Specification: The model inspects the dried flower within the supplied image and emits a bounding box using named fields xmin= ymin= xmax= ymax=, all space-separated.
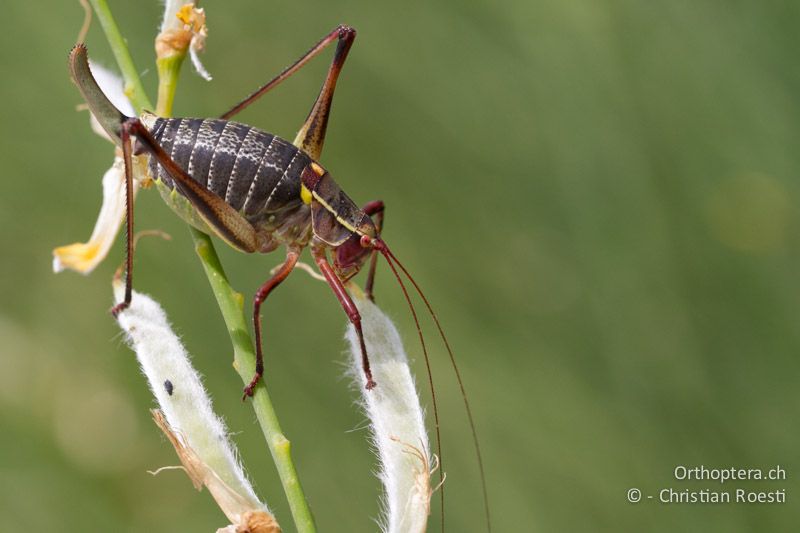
xmin=158 ymin=1 xmax=211 ymax=80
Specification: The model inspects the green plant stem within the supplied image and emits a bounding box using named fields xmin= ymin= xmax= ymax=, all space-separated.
xmin=191 ymin=229 xmax=316 ymax=533
xmin=87 ymin=0 xmax=152 ymax=112
xmin=88 ymin=2 xmax=316 ymax=531
xmin=155 ymin=54 xmax=185 ymax=116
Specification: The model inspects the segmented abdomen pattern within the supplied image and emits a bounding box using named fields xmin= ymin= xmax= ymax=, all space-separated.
xmin=148 ymin=118 xmax=312 ymax=219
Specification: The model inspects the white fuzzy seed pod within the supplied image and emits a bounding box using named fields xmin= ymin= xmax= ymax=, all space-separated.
xmin=346 ymin=295 xmax=433 ymax=533
xmin=113 ymin=283 xmax=275 ymax=529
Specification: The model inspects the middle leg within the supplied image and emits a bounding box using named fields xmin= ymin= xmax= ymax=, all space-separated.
xmin=244 ymin=249 xmax=300 ymax=398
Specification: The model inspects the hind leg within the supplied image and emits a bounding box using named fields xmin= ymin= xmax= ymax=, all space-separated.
xmin=221 ymin=25 xmax=356 ymax=162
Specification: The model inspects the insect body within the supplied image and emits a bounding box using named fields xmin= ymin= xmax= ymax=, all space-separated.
xmin=144 ymin=116 xmax=374 ymax=259
xmin=147 ymin=116 xmax=317 ymax=252
xmin=70 ymin=27 xmax=383 ymax=396
xmin=141 ymin=115 xmax=380 ymax=396
xmin=68 ymin=26 xmax=490 ymax=529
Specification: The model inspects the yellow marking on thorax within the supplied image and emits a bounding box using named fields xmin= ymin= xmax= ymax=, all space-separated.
xmin=300 ymin=184 xmax=312 ymax=204
xmin=304 ymin=162 xmax=362 ymax=234
xmin=311 ymin=191 xmax=359 ymax=233
xmin=310 ymin=162 xmax=325 ymax=175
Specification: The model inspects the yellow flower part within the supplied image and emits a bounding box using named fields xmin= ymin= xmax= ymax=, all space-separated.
xmin=52 ymin=156 xmax=141 ymax=274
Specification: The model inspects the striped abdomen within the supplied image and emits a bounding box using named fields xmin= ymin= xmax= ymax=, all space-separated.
xmin=147 ymin=118 xmax=312 ymax=221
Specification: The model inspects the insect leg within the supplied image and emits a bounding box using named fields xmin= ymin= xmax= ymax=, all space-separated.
xmin=312 ymin=246 xmax=376 ymax=389
xmin=109 ymin=119 xmax=137 ymax=316
xmin=362 ymin=200 xmax=385 ymax=302
xmin=123 ymin=118 xmax=259 ymax=253
xmin=293 ymin=26 xmax=356 ymax=160
xmin=221 ymin=25 xmax=356 ymax=133
xmin=244 ymin=249 xmax=300 ymax=399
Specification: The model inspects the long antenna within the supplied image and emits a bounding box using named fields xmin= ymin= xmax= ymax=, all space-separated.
xmin=379 ymin=242 xmax=491 ymax=532
xmin=376 ymin=246 xmax=446 ymax=531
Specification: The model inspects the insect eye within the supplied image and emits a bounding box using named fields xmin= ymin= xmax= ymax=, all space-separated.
xmin=360 ymin=235 xmax=372 ymax=248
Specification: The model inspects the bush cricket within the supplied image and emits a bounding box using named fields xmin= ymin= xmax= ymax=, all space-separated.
xmin=68 ymin=26 xmax=489 ymax=529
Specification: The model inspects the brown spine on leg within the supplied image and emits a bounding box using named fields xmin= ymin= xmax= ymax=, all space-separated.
xmin=110 ymin=119 xmax=137 ymax=317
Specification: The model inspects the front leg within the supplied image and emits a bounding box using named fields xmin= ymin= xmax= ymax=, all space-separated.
xmin=361 ymin=200 xmax=385 ymax=302
xmin=312 ymin=245 xmax=376 ymax=389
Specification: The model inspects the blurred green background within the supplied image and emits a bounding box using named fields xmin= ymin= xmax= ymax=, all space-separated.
xmin=2 ymin=1 xmax=799 ymax=531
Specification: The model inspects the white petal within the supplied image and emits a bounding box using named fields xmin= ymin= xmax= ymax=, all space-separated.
xmin=190 ymin=42 xmax=213 ymax=81
xmin=53 ymin=157 xmax=137 ymax=274
xmin=87 ymin=61 xmax=135 ymax=117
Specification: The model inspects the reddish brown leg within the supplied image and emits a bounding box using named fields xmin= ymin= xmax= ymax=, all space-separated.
xmin=362 ymin=200 xmax=385 ymax=302
xmin=244 ymin=250 xmax=300 ymax=399
xmin=312 ymin=246 xmax=376 ymax=389
xmin=294 ymin=26 xmax=355 ymax=160
xmin=110 ymin=120 xmax=136 ymax=317
xmin=221 ymin=25 xmax=356 ymax=161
